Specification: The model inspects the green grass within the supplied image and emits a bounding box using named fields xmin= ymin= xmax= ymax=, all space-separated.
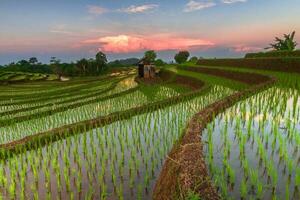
xmin=165 ymin=66 xmax=247 ymax=90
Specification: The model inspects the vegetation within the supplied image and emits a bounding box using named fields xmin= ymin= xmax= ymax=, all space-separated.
xmin=245 ymin=49 xmax=300 ymax=58
xmin=0 ymin=44 xmax=299 ymax=199
xmin=144 ymin=50 xmax=157 ymax=62
xmin=197 ymin=57 xmax=300 ymax=73
xmin=107 ymin=58 xmax=140 ymax=68
xmin=0 ymin=51 xmax=109 ymax=78
xmin=175 ymin=51 xmax=190 ymax=64
xmin=203 ymin=77 xmax=300 ymax=199
xmin=266 ymin=31 xmax=297 ymax=51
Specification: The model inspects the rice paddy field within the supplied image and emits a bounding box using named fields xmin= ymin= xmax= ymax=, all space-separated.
xmin=0 ymin=72 xmax=58 ymax=84
xmin=0 ymin=66 xmax=299 ymax=200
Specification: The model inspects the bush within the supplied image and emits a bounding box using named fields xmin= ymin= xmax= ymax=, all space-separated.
xmin=245 ymin=50 xmax=300 ymax=58
xmin=197 ymin=58 xmax=300 ymax=73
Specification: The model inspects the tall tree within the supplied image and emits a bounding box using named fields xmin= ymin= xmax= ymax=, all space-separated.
xmin=29 ymin=57 xmax=38 ymax=65
xmin=174 ymin=51 xmax=190 ymax=64
xmin=266 ymin=31 xmax=297 ymax=51
xmin=76 ymin=58 xmax=89 ymax=75
xmin=50 ymin=57 xmax=62 ymax=78
xmin=144 ymin=50 xmax=157 ymax=62
xmin=95 ymin=51 xmax=107 ymax=73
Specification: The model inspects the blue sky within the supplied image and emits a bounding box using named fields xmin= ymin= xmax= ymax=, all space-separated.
xmin=0 ymin=0 xmax=299 ymax=64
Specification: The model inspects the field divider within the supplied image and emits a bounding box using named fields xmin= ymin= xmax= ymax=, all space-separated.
xmin=0 ymin=83 xmax=212 ymax=159
xmin=153 ymin=75 xmax=276 ymax=200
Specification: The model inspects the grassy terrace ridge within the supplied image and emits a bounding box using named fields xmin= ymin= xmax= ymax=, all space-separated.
xmin=191 ymin=64 xmax=300 ymax=89
xmin=0 ymin=75 xmax=210 ymax=158
xmin=165 ymin=65 xmax=247 ymax=90
xmin=0 ymin=76 xmax=114 ymax=99
xmin=0 ymin=76 xmax=126 ymax=110
xmin=0 ymin=79 xmax=120 ymax=116
xmin=0 ymin=71 xmax=57 ymax=83
xmin=0 ymin=84 xmax=139 ymax=127
xmin=177 ymin=65 xmax=271 ymax=85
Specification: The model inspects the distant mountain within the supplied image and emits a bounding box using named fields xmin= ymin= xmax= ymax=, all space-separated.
xmin=108 ymin=58 xmax=140 ymax=67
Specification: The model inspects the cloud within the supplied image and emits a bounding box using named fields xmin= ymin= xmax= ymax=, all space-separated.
xmin=49 ymin=24 xmax=78 ymax=36
xmin=87 ymin=5 xmax=107 ymax=15
xmin=184 ymin=0 xmax=216 ymax=12
xmin=231 ymin=45 xmax=261 ymax=52
xmin=221 ymin=0 xmax=247 ymax=4
xmin=119 ymin=4 xmax=158 ymax=14
xmin=81 ymin=34 xmax=214 ymax=53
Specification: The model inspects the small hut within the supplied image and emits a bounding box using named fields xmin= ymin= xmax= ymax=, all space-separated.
xmin=138 ymin=59 xmax=156 ymax=79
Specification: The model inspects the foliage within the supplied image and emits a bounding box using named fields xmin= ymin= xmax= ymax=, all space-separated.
xmin=1 ymin=51 xmax=109 ymax=77
xmin=245 ymin=50 xmax=300 ymax=58
xmin=266 ymin=31 xmax=297 ymax=51
xmin=107 ymin=58 xmax=139 ymax=67
xmin=186 ymin=191 xmax=201 ymax=200
xmin=197 ymin=58 xmax=300 ymax=73
xmin=154 ymin=59 xmax=166 ymax=66
xmin=28 ymin=57 xmax=38 ymax=65
xmin=95 ymin=51 xmax=108 ymax=72
xmin=144 ymin=50 xmax=157 ymax=62
xmin=188 ymin=56 xmax=198 ymax=64
xmin=175 ymin=51 xmax=190 ymax=64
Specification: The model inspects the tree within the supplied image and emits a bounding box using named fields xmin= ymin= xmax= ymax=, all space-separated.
xmin=17 ymin=60 xmax=30 ymax=66
xmin=266 ymin=31 xmax=297 ymax=51
xmin=50 ymin=57 xmax=62 ymax=78
xmin=95 ymin=51 xmax=107 ymax=73
xmin=188 ymin=56 xmax=198 ymax=64
xmin=154 ymin=59 xmax=165 ymax=66
xmin=144 ymin=50 xmax=157 ymax=62
xmin=174 ymin=51 xmax=190 ymax=64
xmin=76 ymin=58 xmax=89 ymax=75
xmin=29 ymin=57 xmax=38 ymax=65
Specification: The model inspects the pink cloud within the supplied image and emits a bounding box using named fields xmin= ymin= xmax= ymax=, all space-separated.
xmin=82 ymin=34 xmax=214 ymax=53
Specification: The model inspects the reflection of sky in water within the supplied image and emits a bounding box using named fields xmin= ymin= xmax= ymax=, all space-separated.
xmin=203 ymin=87 xmax=300 ymax=199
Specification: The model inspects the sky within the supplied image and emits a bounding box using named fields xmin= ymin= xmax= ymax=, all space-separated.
xmin=0 ymin=0 xmax=299 ymax=64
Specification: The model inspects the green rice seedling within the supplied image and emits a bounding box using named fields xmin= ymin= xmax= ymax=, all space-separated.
xmin=240 ymin=178 xmax=247 ymax=200
xmin=257 ymin=181 xmax=263 ymax=199
xmin=249 ymin=169 xmax=259 ymax=189
xmin=295 ymin=168 xmax=300 ymax=190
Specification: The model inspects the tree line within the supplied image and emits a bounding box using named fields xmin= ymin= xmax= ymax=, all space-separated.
xmin=0 ymin=50 xmax=200 ymax=77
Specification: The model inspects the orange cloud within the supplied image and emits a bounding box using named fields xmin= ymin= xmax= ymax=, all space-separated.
xmin=82 ymin=34 xmax=214 ymax=53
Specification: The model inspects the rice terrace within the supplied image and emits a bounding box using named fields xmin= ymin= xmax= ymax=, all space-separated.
xmin=0 ymin=1 xmax=300 ymax=200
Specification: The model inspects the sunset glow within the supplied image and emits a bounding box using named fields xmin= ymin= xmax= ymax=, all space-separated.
xmin=0 ymin=0 xmax=299 ymax=64
xmin=82 ymin=34 xmax=214 ymax=53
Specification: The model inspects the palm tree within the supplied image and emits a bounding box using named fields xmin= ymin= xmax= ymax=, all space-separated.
xmin=266 ymin=31 xmax=297 ymax=51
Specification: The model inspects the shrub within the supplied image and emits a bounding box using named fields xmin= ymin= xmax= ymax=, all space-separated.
xmin=245 ymin=50 xmax=300 ymax=58
xmin=197 ymin=58 xmax=300 ymax=73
